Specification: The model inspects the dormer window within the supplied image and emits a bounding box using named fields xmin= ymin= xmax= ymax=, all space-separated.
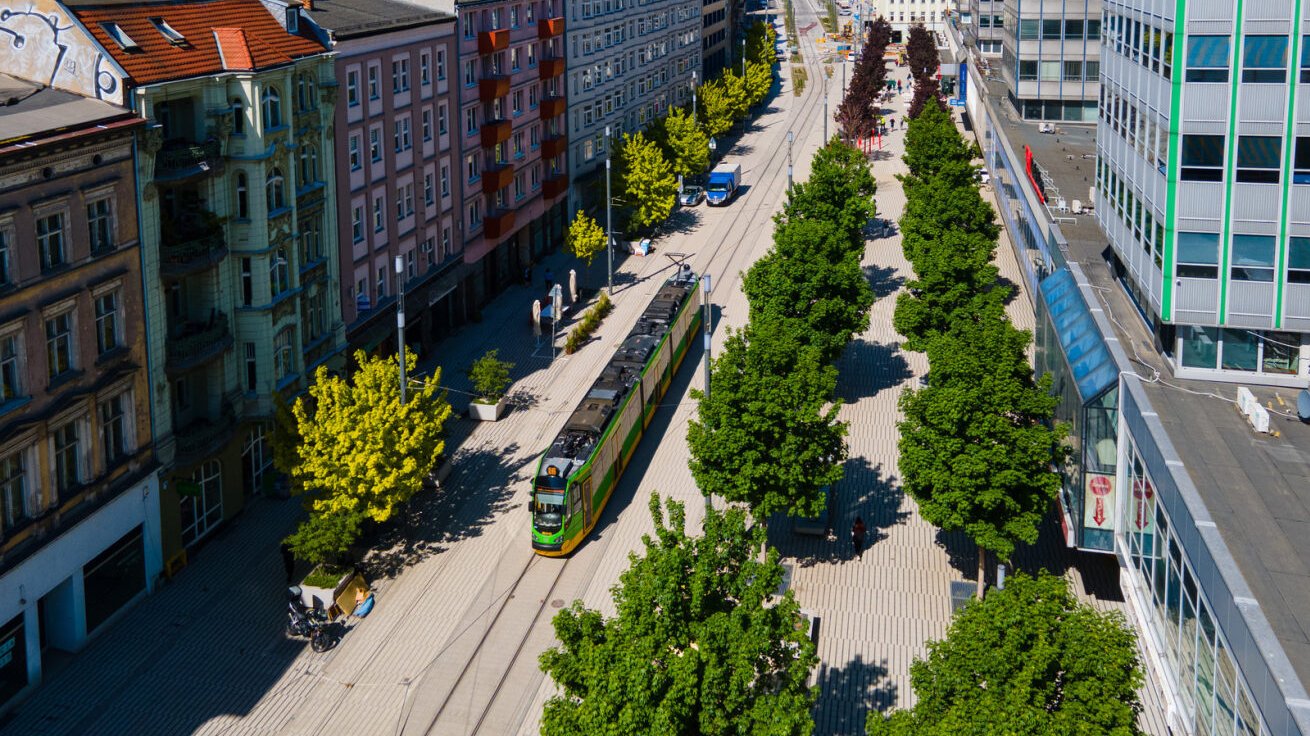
xmin=100 ymin=22 xmax=141 ymax=51
xmin=286 ymin=6 xmax=300 ymax=33
xmin=149 ymin=17 xmax=186 ymax=45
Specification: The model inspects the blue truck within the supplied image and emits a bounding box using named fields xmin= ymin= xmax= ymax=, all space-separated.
xmin=705 ymin=163 xmax=741 ymax=206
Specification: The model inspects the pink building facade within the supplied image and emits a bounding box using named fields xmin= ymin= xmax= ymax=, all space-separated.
xmin=456 ymin=0 xmax=569 ymax=305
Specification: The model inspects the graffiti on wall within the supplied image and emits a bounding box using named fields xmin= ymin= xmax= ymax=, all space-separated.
xmin=0 ymin=1 xmax=126 ymax=106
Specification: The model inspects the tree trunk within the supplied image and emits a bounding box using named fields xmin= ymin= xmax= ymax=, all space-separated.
xmin=976 ymin=544 xmax=986 ymax=599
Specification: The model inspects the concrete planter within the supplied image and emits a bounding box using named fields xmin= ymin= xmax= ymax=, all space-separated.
xmin=469 ymin=397 xmax=507 ymax=421
xmin=299 ymin=566 xmax=355 ymax=611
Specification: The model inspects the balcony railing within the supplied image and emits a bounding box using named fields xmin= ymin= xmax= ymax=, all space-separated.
xmin=541 ymin=134 xmax=568 ymax=160
xmin=538 ymin=56 xmax=565 ymax=79
xmin=161 ymin=228 xmax=228 ymax=280
xmin=482 ymin=162 xmax=515 ymax=194
xmin=479 ymin=75 xmax=511 ymax=102
xmin=543 ymin=173 xmax=569 ymax=200
xmin=478 ymin=29 xmax=509 ymax=55
xmin=540 ymin=95 xmax=566 ymax=118
xmin=166 ymin=312 xmax=233 ymax=375
xmin=538 ymin=17 xmax=564 ymax=38
xmin=155 ymin=139 xmax=223 ymax=180
xmin=484 ymin=209 xmax=516 ymax=239
xmin=173 ymin=402 xmax=237 ymax=466
xmin=480 ymin=118 xmax=512 ymax=148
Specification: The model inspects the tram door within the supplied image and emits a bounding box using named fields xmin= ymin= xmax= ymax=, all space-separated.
xmin=580 ymin=478 xmax=593 ymax=528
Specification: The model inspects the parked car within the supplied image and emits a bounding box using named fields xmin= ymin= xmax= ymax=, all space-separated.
xmin=678 ymin=186 xmax=706 ymax=207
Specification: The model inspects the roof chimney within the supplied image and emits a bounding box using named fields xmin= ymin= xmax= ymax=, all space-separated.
xmin=300 ymin=0 xmax=313 ymax=10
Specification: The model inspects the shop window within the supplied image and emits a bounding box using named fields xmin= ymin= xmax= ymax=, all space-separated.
xmin=180 ymin=460 xmax=223 ymax=547
xmin=83 ymin=526 xmax=145 ymax=633
xmin=1181 ymin=325 xmax=1219 ymax=369
xmin=1241 ymin=35 xmax=1287 ymax=83
xmin=1261 ymin=332 xmax=1300 ymax=375
xmin=1230 ymin=234 xmax=1274 ymax=282
xmin=1220 ymin=329 xmax=1260 ymax=371
xmin=0 ymin=614 xmax=27 ymax=706
xmin=1186 ymin=35 xmax=1230 ymax=82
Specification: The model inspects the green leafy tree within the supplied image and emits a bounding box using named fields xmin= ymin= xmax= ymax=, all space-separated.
xmin=283 ymin=350 xmax=452 ymax=563
xmin=902 ymin=103 xmax=974 ymax=182
xmin=722 ymin=70 xmax=750 ymax=121
xmin=687 ymin=317 xmax=847 ymax=521
xmin=699 ymin=77 xmax=736 ymax=138
xmin=566 ymin=210 xmax=608 ymax=266
xmin=662 ymin=107 xmax=710 ymax=178
xmin=619 ymin=131 xmax=679 ymax=233
xmin=745 ymin=20 xmax=778 ymax=68
xmin=540 ymin=495 xmax=819 ymax=736
xmin=745 ymin=61 xmax=773 ymax=108
xmin=897 ymin=318 xmax=1065 ymax=597
xmin=744 ymin=217 xmax=874 ymax=363
xmin=892 ymin=229 xmax=1008 ymax=352
xmin=908 ymin=75 xmax=947 ymax=119
xmin=781 ymin=139 xmax=877 ymax=251
xmin=867 ymin=572 xmax=1145 ymax=736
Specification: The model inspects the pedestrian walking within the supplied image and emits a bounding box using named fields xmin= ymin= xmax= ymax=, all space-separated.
xmin=280 ymin=542 xmax=296 ymax=583
xmin=851 ymin=516 xmax=867 ymax=559
xmin=888 ymin=116 xmax=895 ymax=130
xmin=544 ymin=267 xmax=554 ymax=290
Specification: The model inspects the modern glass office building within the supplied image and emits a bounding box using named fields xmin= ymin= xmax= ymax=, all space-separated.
xmin=1096 ymin=0 xmax=1310 ymax=385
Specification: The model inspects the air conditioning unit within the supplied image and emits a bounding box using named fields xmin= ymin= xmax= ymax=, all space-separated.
xmin=1237 ymin=387 xmax=1270 ymax=434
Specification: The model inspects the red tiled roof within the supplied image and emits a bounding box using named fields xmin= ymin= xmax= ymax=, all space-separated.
xmin=71 ymin=0 xmax=327 ymax=86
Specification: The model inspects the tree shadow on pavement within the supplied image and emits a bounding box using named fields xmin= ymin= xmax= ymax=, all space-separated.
xmin=863 ymin=264 xmax=904 ymax=298
xmin=840 ymin=459 xmax=909 ymax=548
xmin=660 ymin=207 xmax=701 ymax=236
xmin=838 ymin=339 xmax=911 ymax=402
xmin=811 ymin=653 xmax=898 ymax=736
xmin=359 ymin=443 xmax=526 ymax=581
xmin=934 ymin=527 xmax=981 ymax=585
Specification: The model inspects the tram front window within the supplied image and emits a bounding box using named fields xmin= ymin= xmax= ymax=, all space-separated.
xmin=534 ymin=491 xmax=566 ymax=532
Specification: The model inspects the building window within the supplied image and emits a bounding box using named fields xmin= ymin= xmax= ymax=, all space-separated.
xmin=37 ymin=212 xmax=66 ymax=270
xmin=232 ymin=98 xmax=245 ymax=135
xmin=1180 ymin=135 xmax=1224 ymax=182
xmin=296 ymin=74 xmax=316 ymax=112
xmin=0 ymin=449 xmax=27 ymax=532
xmin=266 ymin=168 xmax=286 ymax=212
xmin=0 ymin=227 xmax=11 ymax=285
xmin=438 ymin=103 xmax=449 ymax=134
xmin=368 ymin=64 xmax=380 ymax=99
xmin=465 ymin=107 xmax=478 ymax=135
xmin=347 ymin=69 xmax=360 ymax=106
xmin=394 ymin=116 xmax=412 ymax=151
xmin=1242 ymin=35 xmax=1288 ymax=83
xmin=392 ymin=57 xmax=410 ymax=93
xmin=299 ymin=144 xmax=319 ymax=184
xmin=1236 ymin=136 xmax=1280 ymax=184
xmin=180 ymin=460 xmax=222 ymax=547
xmin=424 ymin=172 xmax=434 ymax=205
xmin=370 ymin=126 xmax=382 ymax=162
xmin=87 ymin=198 xmax=114 ymax=252
xmin=464 ymin=60 xmax=477 ymax=87
xmin=274 ymin=327 xmax=295 ymax=381
xmin=0 ymin=334 xmax=20 ymax=401
xmin=236 ymin=173 xmax=249 ymax=219
xmin=422 ymin=108 xmax=432 ymax=141
xmin=420 ymin=51 xmax=431 ymax=85
xmin=1301 ymin=37 xmax=1310 ymax=83
xmin=437 ymin=48 xmax=447 ymax=79
xmin=95 ymin=291 xmax=121 ymax=354
xmin=100 ymin=392 xmax=130 ymax=465
xmin=261 ymin=85 xmax=282 ymax=128
xmin=241 ymin=257 xmax=254 ymax=306
xmin=307 ymin=290 xmax=326 ymax=340
xmin=1231 ymin=234 xmax=1275 ymax=282
xmin=245 ymin=342 xmax=257 ymax=392
xmin=52 ymin=420 xmax=80 ymax=494
xmin=1186 ymin=35 xmax=1230 ymax=83
xmin=349 ymin=134 xmax=361 ymax=170
xmin=373 ymin=196 xmax=385 ymax=231
xmin=1287 ymin=237 xmax=1310 ymax=283
xmin=45 ymin=311 xmax=74 ymax=378
xmin=270 ymin=248 xmax=291 ymax=299
xmin=466 ymin=153 xmax=480 ymax=182
xmin=440 ymin=162 xmax=451 ymax=197
xmin=1176 ymin=232 xmax=1219 ymax=279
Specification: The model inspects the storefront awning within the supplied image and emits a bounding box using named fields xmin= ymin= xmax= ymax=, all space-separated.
xmin=1041 ymin=268 xmax=1117 ymax=400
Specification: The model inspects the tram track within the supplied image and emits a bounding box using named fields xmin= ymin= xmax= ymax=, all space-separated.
xmin=396 ymin=5 xmax=837 ymax=732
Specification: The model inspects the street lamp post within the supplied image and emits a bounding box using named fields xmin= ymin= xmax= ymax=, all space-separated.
xmin=824 ymin=79 xmax=829 ymax=142
xmin=691 ymin=70 xmax=698 ymax=119
xmin=394 ymin=255 xmax=407 ymax=405
xmin=708 ymin=136 xmax=717 ymax=165
xmin=605 ymin=125 xmax=613 ymax=296
xmin=700 ymin=272 xmax=712 ymax=511
xmin=786 ymin=130 xmax=794 ymax=188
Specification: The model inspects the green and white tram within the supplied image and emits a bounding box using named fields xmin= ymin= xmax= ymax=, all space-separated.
xmin=532 ymin=267 xmax=702 ymax=555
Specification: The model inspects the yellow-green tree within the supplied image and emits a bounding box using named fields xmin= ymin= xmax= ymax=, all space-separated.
xmin=566 ymin=210 xmax=607 ymax=266
xmin=284 ymin=350 xmax=452 ymax=563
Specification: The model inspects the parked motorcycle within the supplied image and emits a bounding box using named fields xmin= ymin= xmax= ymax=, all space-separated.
xmin=286 ymin=586 xmax=338 ymax=653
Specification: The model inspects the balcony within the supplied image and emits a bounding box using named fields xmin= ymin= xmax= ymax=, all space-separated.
xmin=538 ymin=17 xmax=564 ymax=38
xmin=479 ymin=75 xmax=511 ymax=102
xmin=540 ymin=95 xmax=566 ymax=119
xmin=159 ymin=226 xmax=226 ymax=280
xmin=484 ymin=209 xmax=517 ymax=239
xmin=173 ymin=402 xmax=237 ymax=467
xmin=482 ymin=162 xmax=515 ymax=194
xmin=155 ymin=138 xmax=223 ymax=181
xmin=478 ymin=29 xmax=509 ymax=55
xmin=541 ymin=134 xmax=568 ymax=160
xmin=543 ymin=173 xmax=569 ymax=200
xmin=166 ymin=313 xmax=233 ymax=375
xmin=480 ymin=118 xmax=512 ymax=148
xmin=538 ymin=56 xmax=565 ymax=79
